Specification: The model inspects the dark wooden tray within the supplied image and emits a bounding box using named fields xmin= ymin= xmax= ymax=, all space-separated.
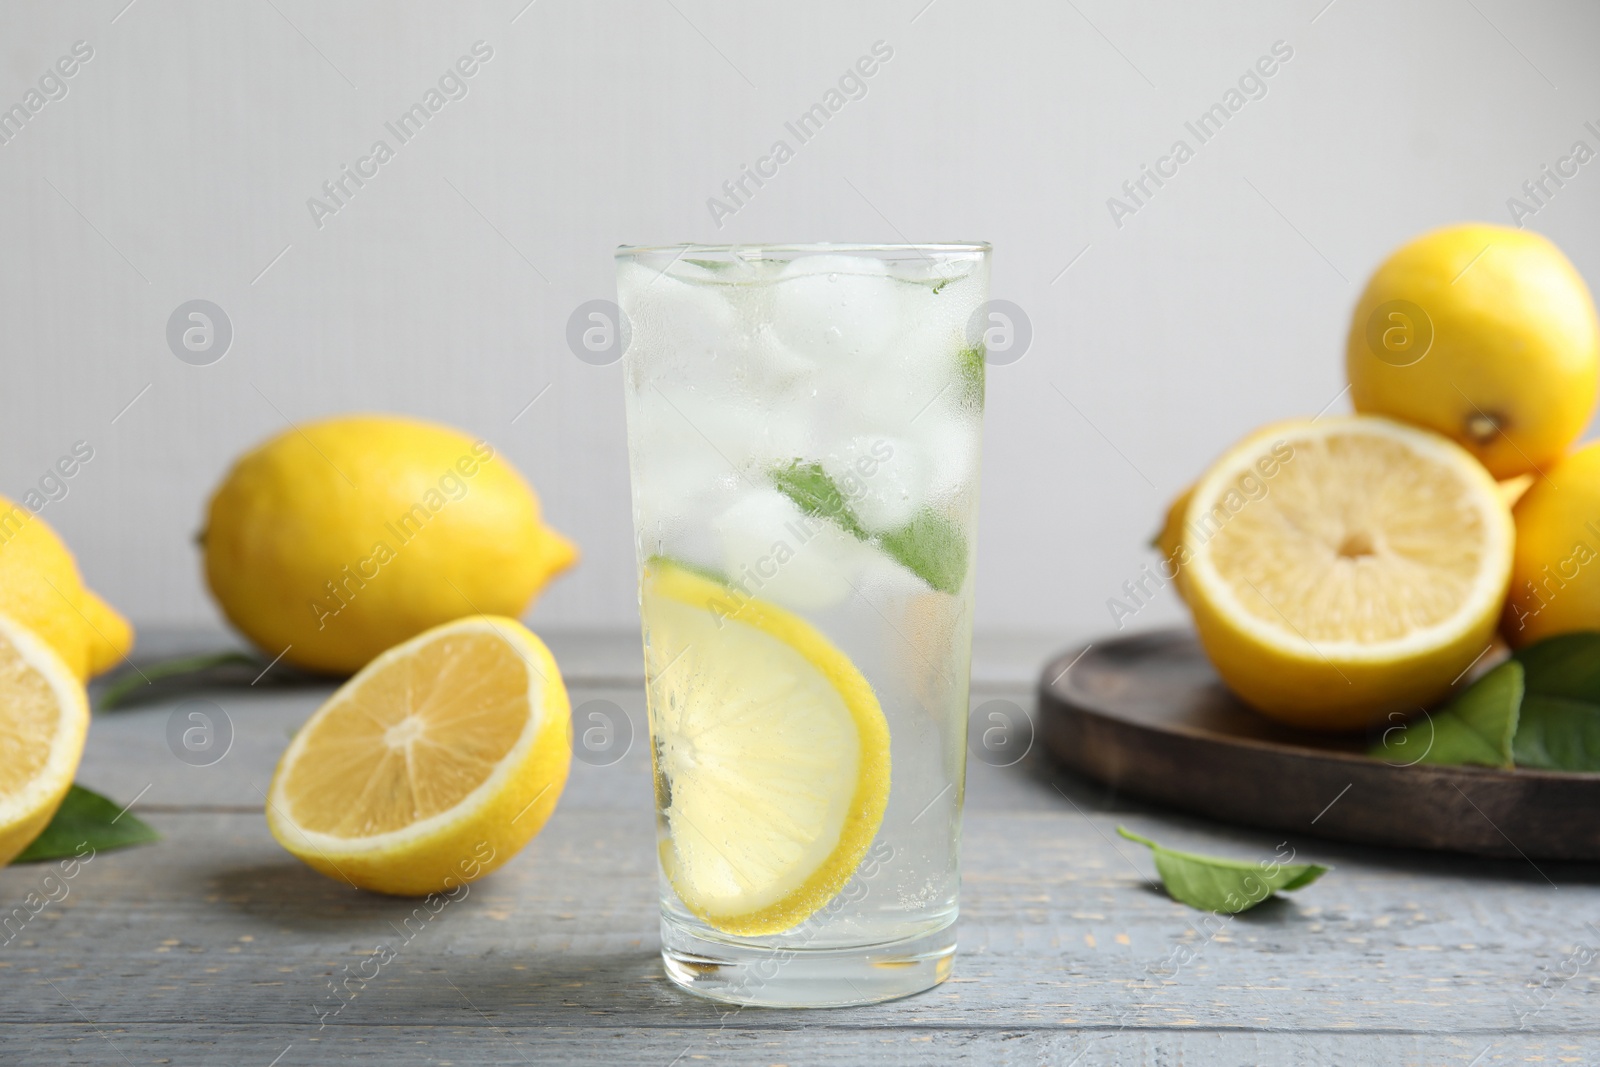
xmin=1036 ymin=628 xmax=1600 ymax=861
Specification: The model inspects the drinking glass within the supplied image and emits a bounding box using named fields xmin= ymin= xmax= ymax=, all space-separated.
xmin=617 ymin=242 xmax=988 ymax=1007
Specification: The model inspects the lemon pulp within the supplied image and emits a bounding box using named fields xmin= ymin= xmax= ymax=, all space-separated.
xmin=1205 ymin=428 xmax=1497 ymax=645
xmin=1181 ymin=417 xmax=1512 ymax=730
xmin=0 ymin=613 xmax=89 ymax=867
xmin=266 ymin=615 xmax=570 ymax=895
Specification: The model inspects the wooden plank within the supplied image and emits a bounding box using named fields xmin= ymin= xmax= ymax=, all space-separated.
xmin=1 ymin=633 xmax=1595 ymax=1064
xmin=2 ymin=808 xmax=1597 ymax=1032
xmin=7 ymin=1024 xmax=1598 ymax=1067
xmin=1037 ymin=630 xmax=1600 ymax=859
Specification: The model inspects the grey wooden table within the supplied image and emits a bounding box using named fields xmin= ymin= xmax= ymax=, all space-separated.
xmin=4 ymin=628 xmax=1598 ymax=1066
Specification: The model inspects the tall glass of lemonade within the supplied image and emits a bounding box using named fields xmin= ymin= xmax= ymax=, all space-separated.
xmin=617 ymin=243 xmax=989 ymax=1007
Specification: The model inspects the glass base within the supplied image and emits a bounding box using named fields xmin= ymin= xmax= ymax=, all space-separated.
xmin=660 ymin=917 xmax=956 ymax=1008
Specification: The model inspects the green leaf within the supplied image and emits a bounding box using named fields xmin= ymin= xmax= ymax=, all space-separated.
xmin=1362 ymin=634 xmax=1600 ymax=773
xmin=14 ymin=785 xmax=159 ymax=863
xmin=1503 ymin=632 xmax=1600 ymax=771
xmin=957 ymin=345 xmax=985 ymax=414
xmin=1368 ymin=659 xmax=1522 ymax=769
xmin=769 ymin=462 xmax=968 ymax=593
xmin=1116 ymin=827 xmax=1328 ymax=914
xmin=97 ymin=651 xmax=266 ymax=711
xmin=1513 ymin=631 xmax=1600 ymax=701
xmin=770 ymin=461 xmax=868 ymax=539
xmin=1512 ymin=694 xmax=1600 ymax=771
xmin=877 ymin=509 xmax=968 ymax=595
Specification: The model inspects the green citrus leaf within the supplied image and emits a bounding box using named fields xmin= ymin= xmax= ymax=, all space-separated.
xmin=1116 ymin=827 xmax=1327 ymax=914
xmin=15 ymin=785 xmax=159 ymax=863
xmin=1512 ymin=631 xmax=1600 ymax=702
xmin=1512 ymin=694 xmax=1600 ymax=771
xmin=1501 ymin=632 xmax=1600 ymax=771
xmin=96 ymin=651 xmax=267 ymax=711
xmin=1369 ymin=659 xmax=1521 ymax=769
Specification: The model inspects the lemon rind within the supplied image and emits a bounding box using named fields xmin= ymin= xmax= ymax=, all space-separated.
xmin=1183 ymin=415 xmax=1513 ymax=664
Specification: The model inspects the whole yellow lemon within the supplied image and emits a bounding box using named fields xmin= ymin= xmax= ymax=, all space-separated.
xmin=1346 ymin=223 xmax=1600 ymax=479
xmin=1152 ymin=484 xmax=1192 ymax=601
xmin=81 ymin=588 xmax=134 ymax=677
xmin=0 ymin=496 xmax=131 ymax=679
xmin=203 ymin=414 xmax=577 ymax=675
xmin=1503 ymin=441 xmax=1600 ymax=647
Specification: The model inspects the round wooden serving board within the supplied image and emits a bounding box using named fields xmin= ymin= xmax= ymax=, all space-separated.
xmin=1036 ymin=628 xmax=1600 ymax=861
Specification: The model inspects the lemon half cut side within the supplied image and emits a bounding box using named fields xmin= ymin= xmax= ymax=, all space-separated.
xmin=0 ymin=612 xmax=89 ymax=867
xmin=642 ymin=561 xmax=891 ymax=937
xmin=1181 ymin=416 xmax=1513 ymax=731
xmin=265 ymin=615 xmax=571 ymax=896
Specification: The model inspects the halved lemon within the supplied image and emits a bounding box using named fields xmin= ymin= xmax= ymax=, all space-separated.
xmin=0 ymin=612 xmax=89 ymax=867
xmin=266 ymin=616 xmax=571 ymax=896
xmin=641 ymin=561 xmax=890 ymax=936
xmin=1180 ymin=416 xmax=1513 ymax=731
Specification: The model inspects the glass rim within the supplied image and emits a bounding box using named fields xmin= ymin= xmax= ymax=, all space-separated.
xmin=615 ymin=241 xmax=990 ymax=259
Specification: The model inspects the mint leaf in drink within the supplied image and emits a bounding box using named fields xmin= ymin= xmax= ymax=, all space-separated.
xmin=957 ymin=345 xmax=985 ymax=414
xmin=1513 ymin=695 xmax=1600 ymax=770
xmin=15 ymin=785 xmax=159 ymax=863
xmin=878 ymin=509 xmax=968 ymax=595
xmin=770 ymin=461 xmax=868 ymax=540
xmin=1369 ymin=659 xmax=1521 ymax=769
xmin=770 ymin=463 xmax=968 ymax=593
xmin=1116 ymin=827 xmax=1327 ymax=914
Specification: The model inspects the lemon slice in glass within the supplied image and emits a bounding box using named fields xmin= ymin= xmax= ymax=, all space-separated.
xmin=641 ymin=561 xmax=891 ymax=936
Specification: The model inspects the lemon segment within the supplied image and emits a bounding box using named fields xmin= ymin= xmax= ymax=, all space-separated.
xmin=642 ymin=561 xmax=890 ymax=937
xmin=265 ymin=615 xmax=571 ymax=896
xmin=1181 ymin=417 xmax=1513 ymax=731
xmin=0 ymin=613 xmax=90 ymax=867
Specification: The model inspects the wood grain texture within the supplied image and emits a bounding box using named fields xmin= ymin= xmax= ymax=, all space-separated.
xmin=16 ymin=1024 xmax=1600 ymax=1067
xmin=0 ymin=633 xmax=1597 ymax=1065
xmin=1037 ymin=629 xmax=1600 ymax=860
xmin=5 ymin=1027 xmax=1597 ymax=1067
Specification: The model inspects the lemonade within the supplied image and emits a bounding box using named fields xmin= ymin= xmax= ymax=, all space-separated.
xmin=616 ymin=243 xmax=989 ymax=1006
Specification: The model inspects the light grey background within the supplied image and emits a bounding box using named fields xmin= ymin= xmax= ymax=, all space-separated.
xmin=1 ymin=0 xmax=1597 ymax=650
